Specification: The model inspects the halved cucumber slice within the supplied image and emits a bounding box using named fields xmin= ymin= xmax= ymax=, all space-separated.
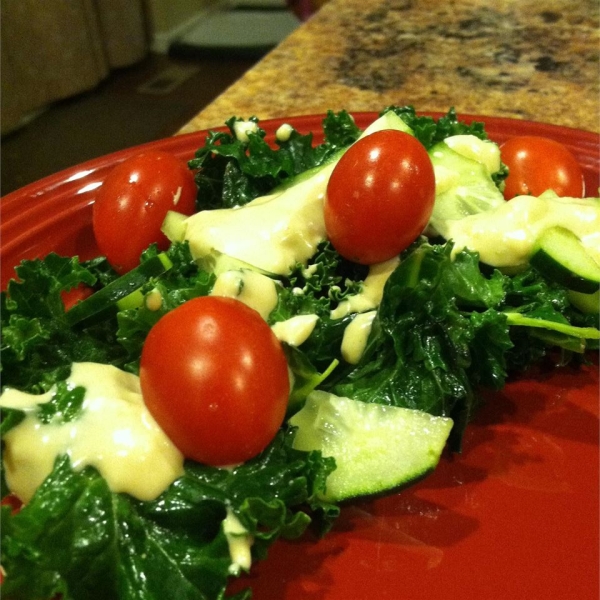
xmin=443 ymin=134 xmax=501 ymax=176
xmin=161 ymin=210 xmax=188 ymax=243
xmin=568 ymin=289 xmax=600 ymax=315
xmin=198 ymin=249 xmax=276 ymax=277
xmin=289 ymin=391 xmax=453 ymax=503
xmin=271 ymin=148 xmax=345 ymax=194
xmin=359 ymin=110 xmax=414 ymax=138
xmin=530 ymin=227 xmax=600 ymax=293
xmin=65 ymin=253 xmax=173 ymax=327
xmin=428 ymin=142 xmax=505 ymax=238
xmin=272 ymin=111 xmax=412 ymax=193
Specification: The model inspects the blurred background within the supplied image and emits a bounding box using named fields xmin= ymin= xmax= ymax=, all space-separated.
xmin=1 ymin=0 xmax=323 ymax=194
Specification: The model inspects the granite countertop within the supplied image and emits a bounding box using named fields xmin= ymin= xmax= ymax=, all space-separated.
xmin=178 ymin=0 xmax=600 ymax=134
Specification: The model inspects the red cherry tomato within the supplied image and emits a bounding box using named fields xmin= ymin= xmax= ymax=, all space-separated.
xmin=324 ymin=129 xmax=436 ymax=264
xmin=93 ymin=151 xmax=197 ymax=274
xmin=60 ymin=284 xmax=93 ymax=311
xmin=139 ymin=296 xmax=290 ymax=466
xmin=500 ymin=136 xmax=585 ymax=200
xmin=1 ymin=493 xmax=22 ymax=514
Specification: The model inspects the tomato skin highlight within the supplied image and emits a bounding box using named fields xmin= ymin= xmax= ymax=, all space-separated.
xmin=500 ymin=136 xmax=585 ymax=200
xmin=93 ymin=151 xmax=197 ymax=274
xmin=139 ymin=296 xmax=290 ymax=466
xmin=324 ymin=129 xmax=436 ymax=265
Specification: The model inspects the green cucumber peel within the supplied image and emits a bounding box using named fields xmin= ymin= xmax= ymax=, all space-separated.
xmin=65 ymin=253 xmax=173 ymax=327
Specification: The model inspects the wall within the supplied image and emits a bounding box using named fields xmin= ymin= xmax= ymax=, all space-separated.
xmin=147 ymin=0 xmax=197 ymax=34
xmin=2 ymin=0 xmax=149 ymax=134
xmin=147 ymin=0 xmax=217 ymax=45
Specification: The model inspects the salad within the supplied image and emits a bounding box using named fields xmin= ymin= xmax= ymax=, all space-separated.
xmin=1 ymin=106 xmax=599 ymax=600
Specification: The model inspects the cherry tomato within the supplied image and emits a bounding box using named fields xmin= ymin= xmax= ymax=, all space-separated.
xmin=93 ymin=151 xmax=197 ymax=274
xmin=139 ymin=296 xmax=290 ymax=466
xmin=500 ymin=136 xmax=585 ymax=200
xmin=60 ymin=284 xmax=93 ymax=311
xmin=324 ymin=129 xmax=436 ymax=264
xmin=1 ymin=493 xmax=22 ymax=514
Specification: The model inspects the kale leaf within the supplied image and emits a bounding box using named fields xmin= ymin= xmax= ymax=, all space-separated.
xmin=502 ymin=266 xmax=600 ymax=367
xmin=186 ymin=106 xmax=507 ymax=213
xmin=1 ymin=254 xmax=127 ymax=392
xmin=269 ymin=242 xmax=367 ymax=407
xmin=323 ymin=241 xmax=597 ymax=450
xmin=188 ymin=111 xmax=361 ymax=210
xmin=116 ymin=242 xmax=214 ymax=369
xmin=0 ymin=243 xmax=212 ymax=386
xmin=381 ymin=106 xmax=488 ymax=150
xmin=0 ymin=432 xmax=336 ymax=600
xmin=330 ymin=241 xmax=512 ymax=450
xmin=381 ymin=106 xmax=508 ymax=186
xmin=270 ymin=242 xmax=366 ymax=323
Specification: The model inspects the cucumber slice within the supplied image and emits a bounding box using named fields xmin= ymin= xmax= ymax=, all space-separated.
xmin=273 ymin=111 xmax=412 ymax=194
xmin=530 ymin=227 xmax=600 ymax=293
xmin=198 ymin=249 xmax=276 ymax=277
xmin=289 ymin=391 xmax=453 ymax=502
xmin=359 ymin=110 xmax=414 ymax=138
xmin=428 ymin=142 xmax=505 ymax=238
xmin=270 ymin=148 xmax=345 ymax=194
xmin=161 ymin=210 xmax=188 ymax=243
xmin=568 ymin=289 xmax=600 ymax=315
xmin=116 ymin=289 xmax=145 ymax=311
xmin=65 ymin=253 xmax=173 ymax=327
xmin=443 ymin=134 xmax=501 ymax=176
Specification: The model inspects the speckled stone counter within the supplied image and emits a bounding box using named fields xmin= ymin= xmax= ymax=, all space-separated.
xmin=178 ymin=0 xmax=600 ymax=134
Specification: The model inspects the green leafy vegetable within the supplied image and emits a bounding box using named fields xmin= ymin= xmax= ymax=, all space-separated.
xmin=502 ymin=266 xmax=600 ymax=367
xmin=270 ymin=242 xmax=366 ymax=323
xmin=188 ymin=111 xmax=361 ymax=210
xmin=330 ymin=242 xmax=512 ymax=450
xmin=382 ymin=106 xmax=487 ymax=150
xmin=382 ymin=106 xmax=509 ymax=185
xmin=116 ymin=242 xmax=214 ymax=369
xmin=1 ymin=254 xmax=127 ymax=392
xmin=0 ymin=433 xmax=336 ymax=600
xmin=1 ymin=107 xmax=597 ymax=600
xmin=37 ymin=382 xmax=86 ymax=424
xmin=327 ymin=241 xmax=598 ymax=449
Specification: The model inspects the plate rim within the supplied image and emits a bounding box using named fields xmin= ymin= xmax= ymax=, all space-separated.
xmin=0 ymin=111 xmax=598 ymax=598
xmin=2 ymin=111 xmax=599 ymax=289
xmin=2 ymin=111 xmax=598 ymax=204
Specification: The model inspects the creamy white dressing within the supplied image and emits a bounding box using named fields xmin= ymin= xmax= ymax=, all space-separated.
xmin=446 ymin=194 xmax=600 ymax=267
xmin=172 ymin=186 xmax=183 ymax=206
xmin=0 ymin=387 xmax=54 ymax=409
xmin=210 ymin=269 xmax=279 ymax=320
xmin=275 ymin=123 xmax=294 ymax=142
xmin=271 ymin=314 xmax=319 ymax=346
xmin=233 ymin=120 xmax=259 ymax=143
xmin=443 ymin=134 xmax=501 ymax=175
xmin=223 ymin=507 xmax=253 ymax=575
xmin=182 ymin=161 xmax=336 ymax=275
xmin=145 ymin=288 xmax=163 ymax=311
xmin=341 ymin=310 xmax=377 ymax=364
xmin=331 ymin=256 xmax=400 ymax=319
xmin=8 ymin=114 xmax=597 ymax=523
xmin=1 ymin=362 xmax=184 ymax=503
xmin=302 ymin=263 xmax=318 ymax=278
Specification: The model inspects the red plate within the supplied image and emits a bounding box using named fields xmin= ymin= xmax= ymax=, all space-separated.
xmin=1 ymin=114 xmax=599 ymax=599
